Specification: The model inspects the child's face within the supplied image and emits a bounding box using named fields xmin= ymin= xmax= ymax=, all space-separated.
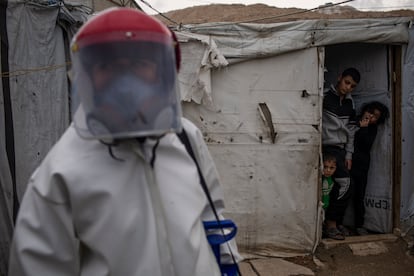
xmin=362 ymin=109 xmax=381 ymax=125
xmin=336 ymin=75 xmax=358 ymax=97
xmin=323 ymin=159 xmax=337 ymax=177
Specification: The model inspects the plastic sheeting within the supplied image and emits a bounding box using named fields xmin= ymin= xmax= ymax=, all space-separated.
xmin=177 ymin=17 xmax=412 ymax=105
xmin=178 ymin=18 xmax=410 ymax=62
xmin=401 ymin=26 xmax=414 ymax=232
xmin=6 ymin=1 xmax=89 ymax=200
xmin=0 ymin=48 xmax=14 ymax=276
xmin=177 ymin=33 xmax=228 ymax=106
xmin=0 ymin=1 xmax=89 ymax=273
xmin=182 ymin=47 xmax=323 ymax=253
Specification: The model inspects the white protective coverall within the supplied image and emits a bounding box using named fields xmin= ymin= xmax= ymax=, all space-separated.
xmin=9 ymin=117 xmax=239 ymax=276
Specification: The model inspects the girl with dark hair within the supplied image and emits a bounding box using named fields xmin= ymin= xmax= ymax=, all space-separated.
xmin=351 ymin=101 xmax=389 ymax=235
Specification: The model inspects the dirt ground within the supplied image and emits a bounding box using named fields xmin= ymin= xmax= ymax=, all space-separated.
xmin=284 ymin=237 xmax=414 ymax=275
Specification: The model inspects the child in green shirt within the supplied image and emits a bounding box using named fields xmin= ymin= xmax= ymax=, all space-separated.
xmin=322 ymin=154 xmax=337 ymax=209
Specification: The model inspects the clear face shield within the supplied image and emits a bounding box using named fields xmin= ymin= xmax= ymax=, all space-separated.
xmin=70 ymin=33 xmax=182 ymax=140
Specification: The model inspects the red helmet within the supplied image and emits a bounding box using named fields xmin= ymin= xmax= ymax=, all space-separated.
xmin=70 ymin=8 xmax=183 ymax=140
xmin=72 ymin=8 xmax=180 ymax=71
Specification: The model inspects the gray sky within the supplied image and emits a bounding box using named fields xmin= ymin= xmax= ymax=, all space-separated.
xmin=139 ymin=0 xmax=414 ymax=14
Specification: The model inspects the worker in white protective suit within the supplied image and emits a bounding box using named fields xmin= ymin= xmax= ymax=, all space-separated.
xmin=8 ymin=7 xmax=241 ymax=276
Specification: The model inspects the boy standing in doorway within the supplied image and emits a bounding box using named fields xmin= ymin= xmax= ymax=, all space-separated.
xmin=322 ymin=67 xmax=360 ymax=240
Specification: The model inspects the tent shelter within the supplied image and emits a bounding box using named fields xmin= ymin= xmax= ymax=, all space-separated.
xmin=176 ymin=17 xmax=414 ymax=254
xmin=0 ymin=0 xmax=89 ymax=273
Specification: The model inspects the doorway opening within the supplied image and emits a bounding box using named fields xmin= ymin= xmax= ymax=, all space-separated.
xmin=323 ymin=42 xmax=401 ymax=236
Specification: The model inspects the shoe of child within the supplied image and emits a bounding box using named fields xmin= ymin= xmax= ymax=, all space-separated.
xmin=325 ymin=227 xmax=345 ymax=240
xmin=337 ymin=225 xmax=351 ymax=236
xmin=356 ymin=227 xmax=369 ymax=236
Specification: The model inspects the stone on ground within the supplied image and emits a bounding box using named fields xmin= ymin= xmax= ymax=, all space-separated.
xmin=240 ymin=258 xmax=314 ymax=276
xmin=349 ymin=241 xmax=388 ymax=256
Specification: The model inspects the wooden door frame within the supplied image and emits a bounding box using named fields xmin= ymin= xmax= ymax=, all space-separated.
xmin=390 ymin=45 xmax=402 ymax=232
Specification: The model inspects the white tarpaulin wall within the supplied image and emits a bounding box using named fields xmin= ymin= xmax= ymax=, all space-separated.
xmin=5 ymin=1 xmax=89 ymax=202
xmin=177 ymin=17 xmax=414 ymax=253
xmin=401 ymin=26 xmax=414 ymax=233
xmin=183 ymin=47 xmax=323 ymax=253
xmin=0 ymin=1 xmax=89 ymax=273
